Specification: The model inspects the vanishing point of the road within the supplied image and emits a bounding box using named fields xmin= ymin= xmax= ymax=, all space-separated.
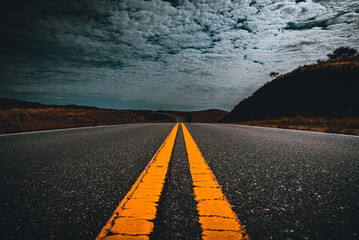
xmin=1 ymin=123 xmax=358 ymax=239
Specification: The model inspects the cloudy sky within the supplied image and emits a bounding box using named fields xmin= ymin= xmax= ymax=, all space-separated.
xmin=0 ymin=0 xmax=358 ymax=110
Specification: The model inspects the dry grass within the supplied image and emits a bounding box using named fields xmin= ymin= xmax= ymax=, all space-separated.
xmin=0 ymin=108 xmax=172 ymax=134
xmin=234 ymin=116 xmax=359 ymax=136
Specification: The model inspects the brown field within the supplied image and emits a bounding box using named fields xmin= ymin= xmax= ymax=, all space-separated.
xmin=234 ymin=116 xmax=359 ymax=135
xmin=0 ymin=108 xmax=174 ymax=134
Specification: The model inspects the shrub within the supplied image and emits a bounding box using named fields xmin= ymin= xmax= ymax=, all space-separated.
xmin=327 ymin=47 xmax=358 ymax=60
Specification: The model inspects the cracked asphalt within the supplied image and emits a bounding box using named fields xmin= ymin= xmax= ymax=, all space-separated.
xmin=1 ymin=123 xmax=358 ymax=239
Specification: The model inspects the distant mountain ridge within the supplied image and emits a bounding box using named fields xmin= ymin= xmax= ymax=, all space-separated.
xmin=220 ymin=54 xmax=359 ymax=123
xmin=161 ymin=109 xmax=228 ymax=123
xmin=0 ymin=98 xmax=101 ymax=110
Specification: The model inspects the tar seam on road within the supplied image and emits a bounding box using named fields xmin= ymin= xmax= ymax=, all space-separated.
xmin=181 ymin=123 xmax=249 ymax=240
xmin=96 ymin=123 xmax=179 ymax=240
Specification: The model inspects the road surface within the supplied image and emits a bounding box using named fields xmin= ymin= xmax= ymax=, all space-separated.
xmin=0 ymin=123 xmax=358 ymax=239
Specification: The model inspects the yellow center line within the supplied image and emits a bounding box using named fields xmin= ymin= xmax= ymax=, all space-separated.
xmin=181 ymin=123 xmax=249 ymax=240
xmin=96 ymin=123 xmax=179 ymax=240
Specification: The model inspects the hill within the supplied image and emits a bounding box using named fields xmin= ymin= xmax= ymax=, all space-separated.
xmin=220 ymin=54 xmax=359 ymax=135
xmin=161 ymin=109 xmax=228 ymax=123
xmin=0 ymin=98 xmax=175 ymax=134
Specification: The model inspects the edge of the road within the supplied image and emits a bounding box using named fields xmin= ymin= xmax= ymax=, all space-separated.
xmin=0 ymin=123 xmax=175 ymax=137
xmin=1 ymin=122 xmax=357 ymax=138
xmin=194 ymin=123 xmax=359 ymax=138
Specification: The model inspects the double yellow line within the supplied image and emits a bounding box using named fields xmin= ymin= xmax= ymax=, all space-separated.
xmin=96 ymin=123 xmax=248 ymax=240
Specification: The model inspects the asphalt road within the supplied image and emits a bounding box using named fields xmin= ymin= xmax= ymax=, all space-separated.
xmin=1 ymin=123 xmax=358 ymax=239
xmin=0 ymin=124 xmax=174 ymax=240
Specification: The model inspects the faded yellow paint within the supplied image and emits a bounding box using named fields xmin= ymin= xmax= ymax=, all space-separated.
xmin=199 ymin=216 xmax=245 ymax=231
xmin=110 ymin=218 xmax=154 ymax=235
xmin=202 ymin=230 xmax=248 ymax=240
xmin=181 ymin=123 xmax=249 ymax=240
xmin=96 ymin=123 xmax=179 ymax=240
xmin=103 ymin=235 xmax=149 ymax=240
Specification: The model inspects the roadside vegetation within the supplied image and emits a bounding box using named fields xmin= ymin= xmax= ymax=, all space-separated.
xmin=238 ymin=116 xmax=359 ymax=135
xmin=0 ymin=105 xmax=174 ymax=134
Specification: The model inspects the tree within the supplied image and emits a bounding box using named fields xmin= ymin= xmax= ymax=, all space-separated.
xmin=327 ymin=47 xmax=358 ymax=60
xmin=270 ymin=72 xmax=279 ymax=79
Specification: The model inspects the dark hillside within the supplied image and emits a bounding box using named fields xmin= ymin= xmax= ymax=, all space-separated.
xmin=221 ymin=55 xmax=359 ymax=123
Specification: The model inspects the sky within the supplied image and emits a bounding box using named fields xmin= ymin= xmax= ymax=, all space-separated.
xmin=0 ymin=0 xmax=358 ymax=111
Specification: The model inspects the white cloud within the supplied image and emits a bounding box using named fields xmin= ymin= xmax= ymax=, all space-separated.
xmin=0 ymin=0 xmax=358 ymax=110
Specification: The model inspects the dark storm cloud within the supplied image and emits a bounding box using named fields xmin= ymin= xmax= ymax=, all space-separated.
xmin=0 ymin=0 xmax=358 ymax=110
